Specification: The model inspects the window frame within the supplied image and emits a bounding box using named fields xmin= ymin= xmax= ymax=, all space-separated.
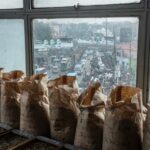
xmin=0 ymin=0 xmax=149 ymax=103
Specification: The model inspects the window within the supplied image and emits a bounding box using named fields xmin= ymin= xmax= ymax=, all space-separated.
xmin=0 ymin=0 xmax=23 ymax=9
xmin=0 ymin=19 xmax=26 ymax=72
xmin=33 ymin=18 xmax=139 ymax=94
xmin=34 ymin=0 xmax=141 ymax=8
xmin=0 ymin=0 xmax=148 ymax=103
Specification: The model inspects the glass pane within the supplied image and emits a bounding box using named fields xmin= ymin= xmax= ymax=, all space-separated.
xmin=0 ymin=0 xmax=23 ymax=9
xmin=0 ymin=19 xmax=26 ymax=72
xmin=34 ymin=0 xmax=141 ymax=8
xmin=33 ymin=18 xmax=139 ymax=94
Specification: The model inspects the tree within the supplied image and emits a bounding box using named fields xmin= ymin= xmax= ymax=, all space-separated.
xmin=33 ymin=21 xmax=51 ymax=42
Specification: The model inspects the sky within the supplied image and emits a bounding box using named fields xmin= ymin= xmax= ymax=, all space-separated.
xmin=0 ymin=0 xmax=23 ymax=9
xmin=0 ymin=20 xmax=26 ymax=72
xmin=35 ymin=17 xmax=139 ymax=24
xmin=0 ymin=0 xmax=141 ymax=9
xmin=35 ymin=0 xmax=141 ymax=7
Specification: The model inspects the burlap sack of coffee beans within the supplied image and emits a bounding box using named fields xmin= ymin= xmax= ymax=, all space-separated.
xmin=77 ymin=82 xmax=107 ymax=105
xmin=143 ymin=104 xmax=150 ymax=150
xmin=74 ymin=82 xmax=106 ymax=150
xmin=0 ymin=68 xmax=4 ymax=122
xmin=48 ymin=75 xmax=80 ymax=144
xmin=102 ymin=86 xmax=143 ymax=150
xmin=20 ymin=74 xmax=50 ymax=136
xmin=0 ymin=70 xmax=25 ymax=128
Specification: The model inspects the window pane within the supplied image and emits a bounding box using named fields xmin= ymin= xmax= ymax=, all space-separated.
xmin=0 ymin=0 xmax=23 ymax=9
xmin=0 ymin=19 xmax=26 ymax=72
xmin=34 ymin=0 xmax=141 ymax=8
xmin=33 ymin=18 xmax=139 ymax=94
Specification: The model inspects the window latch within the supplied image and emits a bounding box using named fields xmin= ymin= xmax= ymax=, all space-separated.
xmin=74 ymin=3 xmax=80 ymax=10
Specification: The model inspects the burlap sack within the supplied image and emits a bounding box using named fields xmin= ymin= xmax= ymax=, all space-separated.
xmin=0 ymin=68 xmax=4 ymax=122
xmin=110 ymin=86 xmax=143 ymax=112
xmin=48 ymin=75 xmax=80 ymax=144
xmin=103 ymin=86 xmax=143 ymax=150
xmin=143 ymin=105 xmax=147 ymax=122
xmin=110 ymin=86 xmax=146 ymax=121
xmin=9 ymin=70 xmax=25 ymax=81
xmin=74 ymin=82 xmax=106 ymax=150
xmin=1 ymin=70 xmax=25 ymax=81
xmin=0 ymin=70 xmax=25 ymax=128
xmin=77 ymin=82 xmax=107 ymax=105
xmin=143 ymin=105 xmax=150 ymax=150
xmin=20 ymin=74 xmax=50 ymax=136
xmin=0 ymin=68 xmax=4 ymax=78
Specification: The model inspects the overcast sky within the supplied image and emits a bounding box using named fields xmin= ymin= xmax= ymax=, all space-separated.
xmin=35 ymin=0 xmax=140 ymax=7
xmin=0 ymin=0 xmax=23 ymax=9
xmin=0 ymin=0 xmax=140 ymax=9
xmin=36 ymin=17 xmax=139 ymax=25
